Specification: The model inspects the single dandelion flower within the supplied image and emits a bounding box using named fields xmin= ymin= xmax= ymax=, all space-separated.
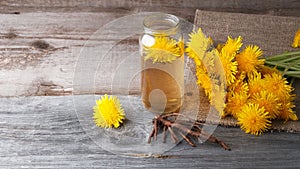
xmin=144 ymin=36 xmax=183 ymax=63
xmin=228 ymin=73 xmax=248 ymax=95
xmin=262 ymin=72 xmax=293 ymax=101
xmin=237 ymin=103 xmax=271 ymax=135
xmin=248 ymin=72 xmax=264 ymax=96
xmin=278 ymin=101 xmax=298 ymax=122
xmin=218 ymin=36 xmax=242 ymax=86
xmin=221 ymin=36 xmax=243 ymax=57
xmin=236 ymin=45 xmax=265 ymax=75
xmin=225 ymin=92 xmax=248 ymax=118
xmin=219 ymin=51 xmax=238 ymax=86
xmin=93 ymin=94 xmax=125 ymax=128
xmin=249 ymin=91 xmax=281 ymax=119
xmin=186 ymin=28 xmax=212 ymax=61
xmin=292 ymin=28 xmax=300 ymax=48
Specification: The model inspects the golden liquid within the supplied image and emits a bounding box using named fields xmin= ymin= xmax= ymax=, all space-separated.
xmin=141 ymin=57 xmax=184 ymax=113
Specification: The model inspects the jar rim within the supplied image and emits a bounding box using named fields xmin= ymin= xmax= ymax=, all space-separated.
xmin=143 ymin=13 xmax=179 ymax=34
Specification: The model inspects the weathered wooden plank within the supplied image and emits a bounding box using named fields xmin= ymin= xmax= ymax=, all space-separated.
xmin=0 ymin=0 xmax=300 ymax=97
xmin=2 ymin=10 xmax=300 ymax=97
xmin=0 ymin=12 xmax=133 ymax=96
xmin=0 ymin=95 xmax=299 ymax=168
xmin=0 ymin=11 xmax=194 ymax=97
xmin=1 ymin=0 xmax=300 ymax=17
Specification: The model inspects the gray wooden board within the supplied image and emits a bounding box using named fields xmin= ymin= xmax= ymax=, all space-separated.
xmin=0 ymin=95 xmax=300 ymax=168
xmin=1 ymin=1 xmax=300 ymax=97
xmin=1 ymin=0 xmax=300 ymax=17
xmin=0 ymin=11 xmax=193 ymax=97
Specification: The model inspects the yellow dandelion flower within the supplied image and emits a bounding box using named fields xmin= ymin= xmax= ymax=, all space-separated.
xmin=249 ymin=91 xmax=281 ymax=119
xmin=216 ymin=43 xmax=224 ymax=53
xmin=218 ymin=36 xmax=242 ymax=86
xmin=195 ymin=63 xmax=212 ymax=99
xmin=144 ymin=36 xmax=183 ymax=63
xmin=236 ymin=45 xmax=265 ymax=75
xmin=186 ymin=29 xmax=226 ymax=104
xmin=178 ymin=37 xmax=185 ymax=54
xmin=221 ymin=36 xmax=243 ymax=57
xmin=192 ymin=50 xmax=219 ymax=101
xmin=262 ymin=72 xmax=293 ymax=101
xmin=228 ymin=73 xmax=248 ymax=95
xmin=185 ymin=46 xmax=198 ymax=64
xmin=186 ymin=28 xmax=212 ymax=61
xmin=257 ymin=65 xmax=279 ymax=76
xmin=93 ymin=94 xmax=125 ymax=128
xmin=219 ymin=51 xmax=238 ymax=86
xmin=225 ymin=92 xmax=248 ymax=118
xmin=188 ymin=50 xmax=202 ymax=67
xmin=248 ymin=72 xmax=263 ymax=96
xmin=237 ymin=103 xmax=271 ymax=135
xmin=278 ymin=101 xmax=298 ymax=122
xmin=202 ymin=49 xmax=216 ymax=69
xmin=292 ymin=28 xmax=300 ymax=48
xmin=208 ymin=36 xmax=214 ymax=45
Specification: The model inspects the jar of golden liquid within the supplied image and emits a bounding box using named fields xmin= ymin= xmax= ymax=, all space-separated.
xmin=140 ymin=13 xmax=184 ymax=114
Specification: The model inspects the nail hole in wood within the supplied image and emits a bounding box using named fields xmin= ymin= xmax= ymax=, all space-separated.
xmin=12 ymin=11 xmax=20 ymax=14
xmin=31 ymin=40 xmax=51 ymax=50
xmin=5 ymin=32 xmax=18 ymax=39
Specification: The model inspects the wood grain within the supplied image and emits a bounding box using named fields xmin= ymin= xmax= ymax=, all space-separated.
xmin=0 ymin=95 xmax=299 ymax=168
xmin=1 ymin=0 xmax=300 ymax=17
xmin=1 ymin=0 xmax=300 ymax=97
xmin=0 ymin=12 xmax=129 ymax=96
xmin=0 ymin=11 xmax=189 ymax=97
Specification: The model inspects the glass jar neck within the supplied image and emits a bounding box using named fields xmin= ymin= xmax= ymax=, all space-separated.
xmin=143 ymin=13 xmax=179 ymax=35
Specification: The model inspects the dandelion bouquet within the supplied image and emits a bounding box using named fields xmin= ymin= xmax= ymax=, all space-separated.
xmin=186 ymin=28 xmax=299 ymax=135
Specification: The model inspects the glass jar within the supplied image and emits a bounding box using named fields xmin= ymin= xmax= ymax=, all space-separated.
xmin=140 ymin=13 xmax=184 ymax=114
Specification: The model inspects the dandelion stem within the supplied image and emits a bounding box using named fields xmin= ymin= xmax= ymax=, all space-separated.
xmin=284 ymin=70 xmax=300 ymax=75
xmin=265 ymin=61 xmax=300 ymax=71
xmin=266 ymin=51 xmax=300 ymax=61
xmin=275 ymin=55 xmax=300 ymax=63
xmin=281 ymin=71 xmax=300 ymax=78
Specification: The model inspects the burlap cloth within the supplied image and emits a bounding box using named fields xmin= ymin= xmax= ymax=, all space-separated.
xmin=193 ymin=10 xmax=300 ymax=132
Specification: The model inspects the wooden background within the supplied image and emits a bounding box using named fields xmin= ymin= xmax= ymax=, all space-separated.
xmin=1 ymin=0 xmax=300 ymax=97
xmin=1 ymin=0 xmax=300 ymax=168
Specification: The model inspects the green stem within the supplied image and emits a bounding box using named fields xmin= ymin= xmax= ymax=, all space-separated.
xmin=275 ymin=55 xmax=300 ymax=63
xmin=286 ymin=74 xmax=300 ymax=78
xmin=276 ymin=70 xmax=300 ymax=78
xmin=293 ymin=65 xmax=300 ymax=69
xmin=265 ymin=61 xmax=300 ymax=71
xmin=283 ymin=70 xmax=300 ymax=75
xmin=266 ymin=51 xmax=300 ymax=61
